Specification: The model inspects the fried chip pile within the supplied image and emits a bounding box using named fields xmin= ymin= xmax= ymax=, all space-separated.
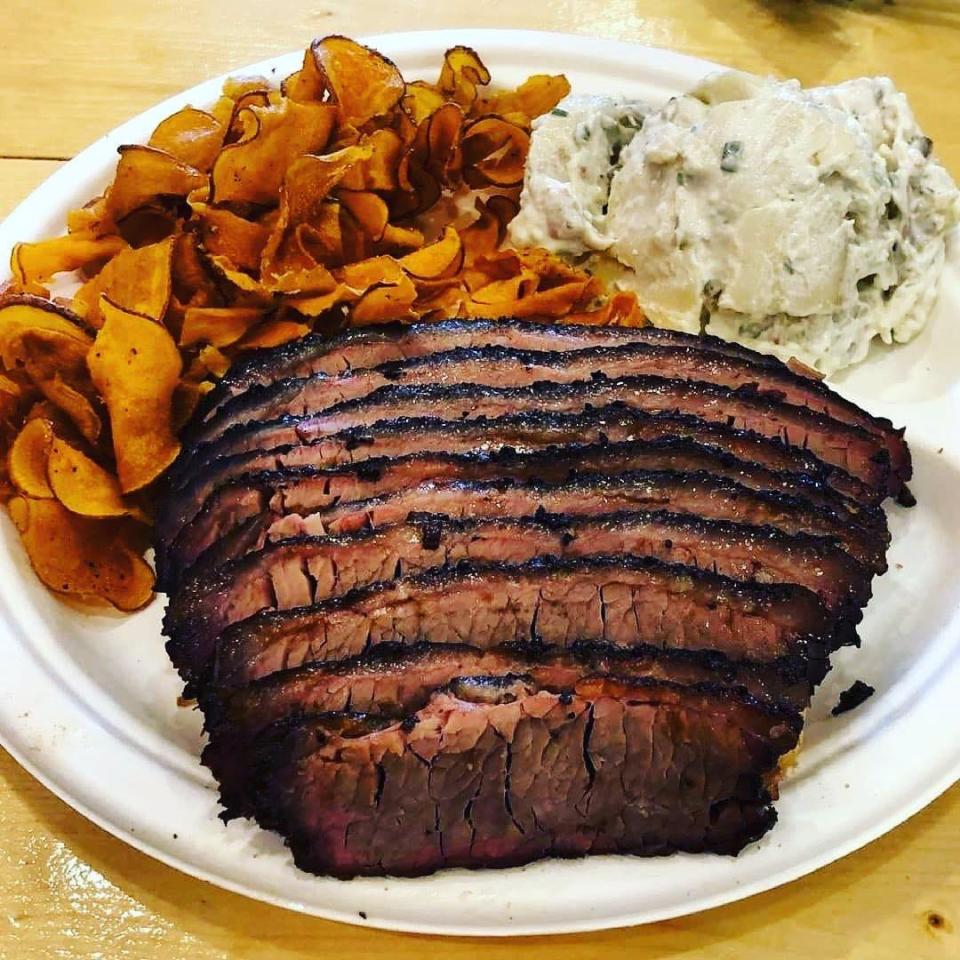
xmin=1 ymin=35 xmax=646 ymax=611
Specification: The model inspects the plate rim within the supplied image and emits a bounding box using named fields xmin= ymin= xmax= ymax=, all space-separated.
xmin=0 ymin=27 xmax=958 ymax=937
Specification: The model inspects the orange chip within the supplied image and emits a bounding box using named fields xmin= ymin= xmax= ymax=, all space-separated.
xmin=286 ymin=284 xmax=352 ymax=317
xmin=468 ymin=278 xmax=593 ymax=319
xmin=281 ymin=146 xmax=374 ymax=227
xmin=197 ymin=344 xmax=232 ymax=378
xmin=475 ymin=74 xmax=571 ymax=121
xmin=288 ymin=219 xmax=346 ymax=280
xmin=15 ymin=330 xmax=102 ymax=445
xmin=48 ymin=436 xmax=147 ymax=521
xmin=402 ymin=81 xmax=446 ymax=125
xmin=88 ymin=297 xmax=182 ymax=492
xmin=148 ymin=106 xmax=226 ymax=173
xmin=179 ymin=306 xmax=266 ymax=347
xmin=462 ymin=116 xmax=529 ymax=187
xmin=237 ymin=319 xmax=310 ymax=350
xmin=211 ymin=99 xmax=338 ymax=205
xmin=66 ymin=197 xmax=110 ymax=236
xmin=193 ymin=204 xmax=269 ymax=273
xmin=8 ymin=496 xmax=154 ymax=611
xmin=380 ymin=224 xmax=425 ymax=250
xmin=350 ymin=273 xmax=418 ymax=325
xmin=340 ymin=255 xmax=407 ymax=290
xmin=563 ymin=291 xmax=647 ymax=327
xmin=71 ymin=236 xmax=175 ymax=327
xmin=438 ymin=46 xmax=491 ymax=109
xmin=460 ymin=195 xmax=516 ymax=265
xmin=105 ymin=145 xmax=207 ymax=224
xmin=399 ymin=226 xmax=463 ymax=280
xmin=171 ymin=231 xmax=218 ymax=306
xmin=470 ymin=269 xmax=540 ymax=304
xmin=222 ymin=76 xmax=272 ymax=100
xmin=8 ymin=417 xmax=54 ymax=498
xmin=11 ymin=232 xmax=127 ymax=286
xmin=338 ymin=129 xmax=404 ymax=191
xmin=312 ymin=35 xmax=405 ymax=128
xmin=0 ymin=296 xmax=92 ymax=365
xmin=339 ymin=191 xmax=389 ymax=242
xmin=424 ymin=103 xmax=464 ymax=187
xmin=282 ymin=45 xmax=327 ymax=103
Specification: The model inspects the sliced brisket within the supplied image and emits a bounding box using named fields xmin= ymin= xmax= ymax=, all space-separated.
xmin=248 ymin=676 xmax=802 ymax=876
xmin=164 ymin=508 xmax=870 ymax=680
xmin=160 ymin=421 xmax=887 ymax=583
xmin=210 ymin=555 xmax=840 ymax=689
xmin=182 ymin=345 xmax=904 ymax=495
xmin=195 ymin=317 xmax=805 ymax=420
xmin=203 ymin=642 xmax=813 ymax=820
xmin=179 ymin=380 xmax=878 ymax=507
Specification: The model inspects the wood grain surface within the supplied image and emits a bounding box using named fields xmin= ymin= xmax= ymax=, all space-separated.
xmin=0 ymin=1 xmax=958 ymax=956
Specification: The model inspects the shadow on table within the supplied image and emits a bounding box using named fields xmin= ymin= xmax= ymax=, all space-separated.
xmin=2 ymin=753 xmax=957 ymax=958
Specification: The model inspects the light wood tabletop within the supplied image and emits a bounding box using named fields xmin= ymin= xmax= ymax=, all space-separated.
xmin=1 ymin=1 xmax=958 ymax=956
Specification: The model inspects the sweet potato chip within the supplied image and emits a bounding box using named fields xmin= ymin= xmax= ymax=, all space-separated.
xmin=438 ymin=46 xmax=491 ymax=109
xmin=339 ymin=191 xmax=389 ymax=241
xmin=462 ymin=116 xmax=529 ymax=187
xmin=8 ymin=417 xmax=54 ymax=498
xmin=222 ymin=76 xmax=272 ymax=100
xmin=400 ymin=227 xmax=464 ymax=280
xmin=11 ymin=232 xmax=126 ymax=286
xmin=114 ymin=205 xmax=180 ymax=249
xmin=88 ymin=297 xmax=182 ymax=492
xmin=12 ymin=328 xmax=102 ymax=444
xmin=338 ymin=129 xmax=404 ymax=191
xmin=381 ymin=223 xmax=425 ymax=250
xmin=211 ymin=100 xmax=338 ymax=205
xmin=280 ymin=146 xmax=373 ymax=226
xmin=197 ymin=344 xmax=231 ymax=378
xmin=171 ymin=231 xmax=218 ymax=307
xmin=66 ymin=197 xmax=110 ymax=236
xmin=105 ymin=145 xmax=207 ymax=224
xmin=193 ymin=204 xmax=269 ymax=273
xmin=237 ymin=319 xmax=310 ymax=350
xmin=149 ymin=106 xmax=225 ymax=172
xmin=283 ymin=221 xmax=344 ymax=283
xmin=282 ymin=46 xmax=327 ymax=103
xmin=48 ymin=437 xmax=146 ymax=521
xmin=179 ymin=306 xmax=266 ymax=347
xmin=424 ymin=103 xmax=464 ymax=187
xmin=402 ymin=81 xmax=446 ymax=125
xmin=563 ymin=290 xmax=647 ymax=327
xmin=340 ymin=256 xmax=407 ymax=290
xmin=8 ymin=496 xmax=153 ymax=610
xmin=0 ymin=297 xmax=91 ymax=363
xmin=350 ymin=273 xmax=418 ymax=325
xmin=475 ymin=74 xmax=571 ymax=121
xmin=312 ymin=36 xmax=404 ymax=128
xmin=72 ymin=237 xmax=174 ymax=327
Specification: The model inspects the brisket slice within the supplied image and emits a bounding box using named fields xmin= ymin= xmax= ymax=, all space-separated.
xmin=297 ymin=474 xmax=882 ymax=549
xmin=164 ymin=508 xmax=870 ymax=679
xmin=248 ymin=676 xmax=802 ymax=876
xmin=180 ymin=380 xmax=875 ymax=508
xmin=167 ymin=398 xmax=878 ymax=551
xmin=160 ymin=425 xmax=887 ymax=583
xmin=181 ymin=345 xmax=903 ymax=494
xmin=195 ymin=318 xmax=803 ymax=421
xmin=211 ymin=555 xmax=841 ymax=689
xmin=202 ymin=642 xmax=812 ymax=821
xmin=173 ymin=384 xmax=891 ymax=531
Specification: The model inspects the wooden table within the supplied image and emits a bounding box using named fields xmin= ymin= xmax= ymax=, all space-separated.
xmin=1 ymin=1 xmax=958 ymax=955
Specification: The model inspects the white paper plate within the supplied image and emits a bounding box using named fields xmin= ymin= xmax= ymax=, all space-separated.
xmin=0 ymin=29 xmax=957 ymax=937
